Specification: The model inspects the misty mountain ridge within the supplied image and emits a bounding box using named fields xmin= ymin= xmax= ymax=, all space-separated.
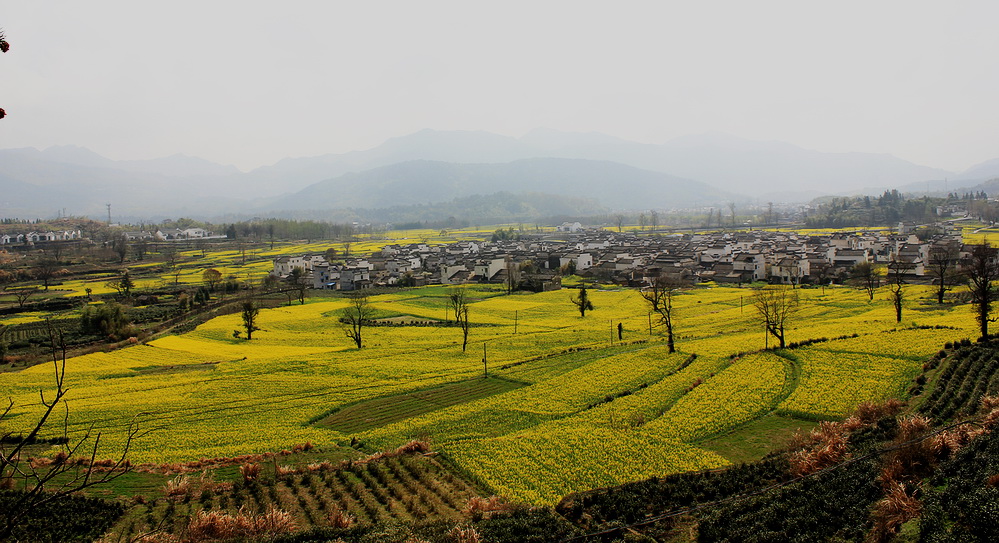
xmin=6 ymin=145 xmax=242 ymax=178
xmin=1 ymin=128 xmax=995 ymax=221
xmin=261 ymin=191 xmax=610 ymax=225
xmin=267 ymin=158 xmax=732 ymax=212
xmin=234 ymin=128 xmax=959 ymax=198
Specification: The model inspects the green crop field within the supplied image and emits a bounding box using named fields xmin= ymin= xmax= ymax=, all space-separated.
xmin=0 ymin=281 xmax=977 ymax=506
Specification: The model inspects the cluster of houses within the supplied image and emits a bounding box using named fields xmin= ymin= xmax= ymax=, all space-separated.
xmin=270 ymin=222 xmax=967 ymax=291
xmin=0 ymin=230 xmax=83 ymax=245
xmin=0 ymin=227 xmax=220 ymax=246
xmin=124 ymin=228 xmax=216 ymax=241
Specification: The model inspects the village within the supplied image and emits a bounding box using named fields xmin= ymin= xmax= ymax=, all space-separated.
xmin=270 ymin=221 xmax=968 ymax=291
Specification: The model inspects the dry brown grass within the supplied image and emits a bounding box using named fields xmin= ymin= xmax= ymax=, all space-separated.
xmin=276 ymin=440 xmax=432 ymax=477
xmin=186 ymin=505 xmax=296 ymax=542
xmin=239 ymin=462 xmax=261 ymax=483
xmin=164 ymin=474 xmax=192 ymax=499
xmin=880 ymin=415 xmax=936 ymax=484
xmin=164 ymin=471 xmax=232 ymax=501
xmin=867 ymin=480 xmax=921 ymax=543
xmin=854 ymin=399 xmax=905 ymax=424
xmin=462 ymin=495 xmax=513 ymax=521
xmin=118 ymin=506 xmax=295 ymax=542
xmin=788 ymin=420 xmax=851 ymax=477
xmin=127 ymin=443 xmax=314 ymax=475
xmin=446 ymin=524 xmax=482 ymax=543
xmin=930 ymin=395 xmax=999 ymax=461
xmin=325 ymin=505 xmax=357 ymax=529
xmin=787 ymin=400 xmax=910 ymax=477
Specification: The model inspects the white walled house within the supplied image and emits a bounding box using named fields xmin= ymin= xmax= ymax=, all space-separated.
xmin=273 ymin=255 xmax=314 ymax=277
xmin=732 ymin=253 xmax=766 ymax=282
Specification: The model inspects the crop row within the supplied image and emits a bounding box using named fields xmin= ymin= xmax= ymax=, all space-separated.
xmin=112 ymin=453 xmax=481 ymax=540
xmin=918 ymin=345 xmax=999 ymax=423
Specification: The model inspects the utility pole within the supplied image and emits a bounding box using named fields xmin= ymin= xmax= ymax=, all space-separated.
xmin=514 ymin=310 xmax=518 ymax=334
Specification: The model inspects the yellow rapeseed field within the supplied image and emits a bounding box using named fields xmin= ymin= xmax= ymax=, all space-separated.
xmin=0 ymin=281 xmax=977 ymax=504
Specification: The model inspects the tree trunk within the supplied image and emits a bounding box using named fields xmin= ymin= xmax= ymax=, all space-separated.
xmin=774 ymin=324 xmax=786 ymax=348
xmin=665 ymin=321 xmax=675 ymax=353
xmin=980 ymin=299 xmax=990 ymax=340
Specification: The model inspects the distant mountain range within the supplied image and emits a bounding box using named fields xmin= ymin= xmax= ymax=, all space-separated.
xmin=268 ymin=158 xmax=728 ymax=212
xmin=0 ymin=129 xmax=996 ymax=221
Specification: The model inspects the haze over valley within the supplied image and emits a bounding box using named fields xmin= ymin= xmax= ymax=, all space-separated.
xmin=2 ymin=128 xmax=997 ymax=222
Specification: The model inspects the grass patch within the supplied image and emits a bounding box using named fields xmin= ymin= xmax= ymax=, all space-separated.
xmin=699 ymin=413 xmax=819 ymax=464
xmin=314 ymin=376 xmax=527 ymax=434
xmin=97 ymin=361 xmax=221 ymax=379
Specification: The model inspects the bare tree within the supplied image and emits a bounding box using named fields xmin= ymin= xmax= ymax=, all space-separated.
xmin=110 ymin=231 xmax=128 ymax=263
xmin=752 ymin=285 xmax=799 ymax=348
xmin=887 ymin=258 xmax=914 ymax=323
xmin=0 ymin=324 xmax=138 ymax=539
xmin=729 ymin=202 xmax=737 ymax=227
xmin=649 ymin=210 xmax=659 ymax=234
xmin=448 ymin=287 xmax=471 ymax=351
xmin=927 ymin=245 xmax=959 ymax=304
xmin=160 ymin=244 xmax=179 ymax=269
xmin=104 ymin=269 xmax=134 ymax=297
xmin=288 ymin=266 xmax=307 ymax=305
xmin=504 ymin=258 xmax=520 ymax=295
xmin=615 ymin=215 xmax=625 ymax=232
xmin=811 ymin=262 xmax=832 ymax=295
xmin=339 ymin=292 xmax=373 ymax=349
xmin=641 ymin=274 xmax=684 ymax=353
xmin=133 ymin=238 xmax=149 ymax=261
xmin=0 ymin=324 xmax=8 ymax=362
xmin=9 ymin=287 xmax=37 ymax=309
xmin=240 ymin=299 xmax=260 ymax=340
xmin=966 ymin=243 xmax=999 ymax=341
xmin=46 ymin=243 xmax=64 ymax=262
xmin=850 ymin=261 xmax=881 ymax=301
xmin=34 ymin=258 xmax=61 ymax=291
xmin=571 ymin=286 xmax=595 ymax=317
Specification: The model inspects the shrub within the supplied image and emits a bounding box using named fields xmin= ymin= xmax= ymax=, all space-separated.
xmin=326 ymin=505 xmax=356 ymax=529
xmin=239 ymin=462 xmax=261 ymax=483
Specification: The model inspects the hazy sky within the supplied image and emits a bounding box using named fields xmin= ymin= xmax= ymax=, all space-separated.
xmin=1 ymin=1 xmax=997 ymax=172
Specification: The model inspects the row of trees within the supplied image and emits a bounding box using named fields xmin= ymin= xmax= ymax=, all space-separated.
xmin=236 ymin=241 xmax=998 ymax=357
xmin=805 ymin=191 xmax=952 ymax=228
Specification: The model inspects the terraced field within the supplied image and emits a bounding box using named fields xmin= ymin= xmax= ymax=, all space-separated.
xmin=0 ymin=282 xmax=976 ymax=506
xmin=113 ymin=452 xmax=486 ymax=541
